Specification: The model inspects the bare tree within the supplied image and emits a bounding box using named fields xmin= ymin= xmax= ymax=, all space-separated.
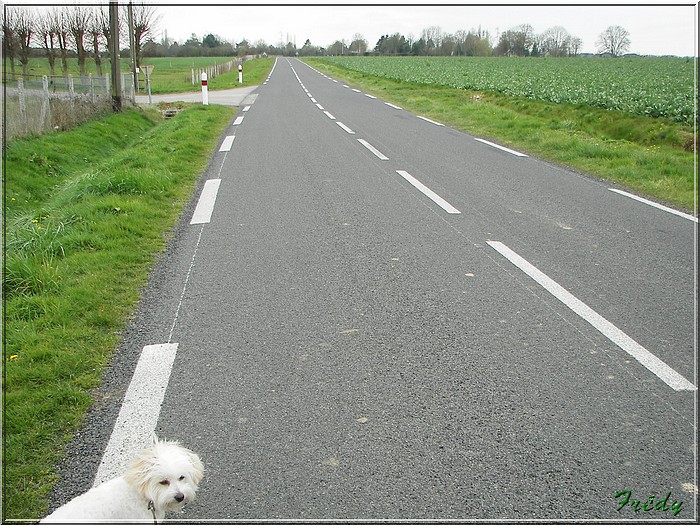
xmin=596 ymin=25 xmax=630 ymax=57
xmin=56 ymin=8 xmax=70 ymax=77
xmin=540 ymin=26 xmax=571 ymax=57
xmin=89 ymin=6 xmax=106 ymax=76
xmin=514 ymin=24 xmax=535 ymax=55
xmin=128 ymin=2 xmax=160 ymax=69
xmin=420 ymin=26 xmax=443 ymax=55
xmin=2 ymin=7 xmax=18 ymax=76
xmin=97 ymin=4 xmax=112 ymax=56
xmin=350 ymin=33 xmax=367 ymax=54
xmin=37 ymin=9 xmax=60 ymax=76
xmin=495 ymin=24 xmax=535 ymax=56
xmin=67 ymin=5 xmax=91 ymax=76
xmin=14 ymin=6 xmax=35 ymax=75
xmin=569 ymin=36 xmax=583 ymax=56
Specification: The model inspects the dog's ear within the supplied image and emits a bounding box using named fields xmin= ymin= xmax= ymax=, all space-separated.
xmin=187 ymin=450 xmax=205 ymax=486
xmin=124 ymin=449 xmax=156 ymax=495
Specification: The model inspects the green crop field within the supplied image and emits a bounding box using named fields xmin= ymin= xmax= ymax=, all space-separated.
xmin=318 ymin=56 xmax=696 ymax=124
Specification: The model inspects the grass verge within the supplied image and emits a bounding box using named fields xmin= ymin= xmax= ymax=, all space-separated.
xmin=3 ymin=105 xmax=235 ymax=519
xmin=145 ymin=57 xmax=274 ymax=93
xmin=305 ymin=58 xmax=696 ymax=213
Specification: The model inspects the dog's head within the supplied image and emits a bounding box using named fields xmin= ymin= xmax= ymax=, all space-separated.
xmin=124 ymin=437 xmax=204 ymax=514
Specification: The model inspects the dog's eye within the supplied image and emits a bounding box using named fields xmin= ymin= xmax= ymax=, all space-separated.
xmin=179 ymin=476 xmax=185 ymax=481
xmin=159 ymin=480 xmax=170 ymax=486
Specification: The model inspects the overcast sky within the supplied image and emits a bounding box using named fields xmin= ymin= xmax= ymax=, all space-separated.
xmin=9 ymin=1 xmax=698 ymax=57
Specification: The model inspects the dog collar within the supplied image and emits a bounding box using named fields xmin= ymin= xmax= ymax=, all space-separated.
xmin=148 ymin=500 xmax=157 ymax=524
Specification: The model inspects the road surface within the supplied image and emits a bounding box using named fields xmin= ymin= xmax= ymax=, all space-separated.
xmin=49 ymin=57 xmax=697 ymax=521
xmin=135 ymin=85 xmax=258 ymax=107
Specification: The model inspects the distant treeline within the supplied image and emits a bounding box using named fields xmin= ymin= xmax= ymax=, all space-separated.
xmin=3 ymin=2 xmax=638 ymax=80
xmin=145 ymin=24 xmax=635 ymax=59
xmin=146 ymin=25 xmax=584 ymax=58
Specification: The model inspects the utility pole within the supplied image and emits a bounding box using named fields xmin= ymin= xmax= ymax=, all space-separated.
xmin=127 ymin=1 xmax=138 ymax=93
xmin=109 ymin=1 xmax=121 ymax=111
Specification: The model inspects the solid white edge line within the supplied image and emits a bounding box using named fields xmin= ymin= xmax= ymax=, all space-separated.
xmin=336 ymin=122 xmax=355 ymax=134
xmin=324 ymin=111 xmax=336 ymax=120
xmin=94 ymin=343 xmax=179 ymax=485
xmin=190 ymin=179 xmax=221 ymax=224
xmin=168 ymin=225 xmax=205 ymax=342
xmin=475 ymin=138 xmax=528 ymax=157
xmin=357 ymin=139 xmax=388 ymax=160
xmin=608 ymin=188 xmax=698 ymax=223
xmin=219 ymin=135 xmax=235 ymax=152
xmin=487 ymin=240 xmax=696 ymax=392
xmin=396 ymin=170 xmax=461 ymax=214
xmin=417 ymin=115 xmax=445 ymax=126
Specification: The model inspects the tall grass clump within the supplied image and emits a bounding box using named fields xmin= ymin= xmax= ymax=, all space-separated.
xmin=3 ymin=105 xmax=235 ymax=520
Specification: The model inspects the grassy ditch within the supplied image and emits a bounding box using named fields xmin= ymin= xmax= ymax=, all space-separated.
xmin=305 ymin=58 xmax=697 ymax=213
xmin=3 ymin=105 xmax=235 ymax=519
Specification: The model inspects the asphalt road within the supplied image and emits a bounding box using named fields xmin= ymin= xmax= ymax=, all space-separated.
xmin=49 ymin=57 xmax=697 ymax=521
xmin=135 ymin=85 xmax=258 ymax=106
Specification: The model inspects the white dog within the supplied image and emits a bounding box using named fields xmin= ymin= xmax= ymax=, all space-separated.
xmin=42 ymin=437 xmax=204 ymax=523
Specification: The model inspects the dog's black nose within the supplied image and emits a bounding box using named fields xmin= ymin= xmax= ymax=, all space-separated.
xmin=175 ymin=493 xmax=185 ymax=503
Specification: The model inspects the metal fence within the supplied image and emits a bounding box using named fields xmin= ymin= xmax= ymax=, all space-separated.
xmin=4 ymin=73 xmax=136 ymax=141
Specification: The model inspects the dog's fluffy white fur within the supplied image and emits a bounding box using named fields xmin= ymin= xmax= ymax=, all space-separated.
xmin=42 ymin=437 xmax=204 ymax=523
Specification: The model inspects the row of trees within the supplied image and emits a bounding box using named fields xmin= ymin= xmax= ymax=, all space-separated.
xmin=142 ymin=32 xmax=292 ymax=58
xmin=2 ymin=4 xmax=158 ymax=77
xmin=373 ymin=26 xmax=493 ymax=56
xmin=3 ymin=3 xmax=634 ymax=77
xmin=497 ymin=24 xmax=630 ymax=57
xmin=369 ymin=24 xmax=630 ymax=57
xmin=142 ymin=23 xmax=630 ymax=59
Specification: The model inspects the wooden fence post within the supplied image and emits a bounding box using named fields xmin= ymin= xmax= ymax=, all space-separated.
xmin=41 ymin=75 xmax=51 ymax=127
xmin=18 ymin=78 xmax=27 ymax=134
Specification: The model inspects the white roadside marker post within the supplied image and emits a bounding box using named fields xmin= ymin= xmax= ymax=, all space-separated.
xmin=238 ymin=63 xmax=243 ymax=84
xmin=201 ymin=72 xmax=208 ymax=105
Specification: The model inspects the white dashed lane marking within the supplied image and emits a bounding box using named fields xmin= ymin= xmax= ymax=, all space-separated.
xmin=487 ymin=240 xmax=696 ymax=392
xmin=475 ymin=138 xmax=528 ymax=157
xmin=357 ymin=139 xmax=388 ymax=160
xmin=190 ymin=179 xmax=222 ymax=225
xmin=396 ymin=170 xmax=461 ymax=214
xmin=94 ymin=343 xmax=179 ymax=485
xmin=219 ymin=135 xmax=235 ymax=152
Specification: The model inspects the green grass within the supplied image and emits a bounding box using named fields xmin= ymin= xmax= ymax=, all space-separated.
xmin=305 ymin=58 xmax=697 ymax=212
xmin=318 ymin=56 xmax=696 ymax=124
xmin=5 ymin=111 xmax=157 ymax=213
xmin=3 ymin=105 xmax=236 ymax=520
xmin=142 ymin=56 xmax=273 ymax=93
xmin=4 ymin=56 xmax=274 ymax=94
